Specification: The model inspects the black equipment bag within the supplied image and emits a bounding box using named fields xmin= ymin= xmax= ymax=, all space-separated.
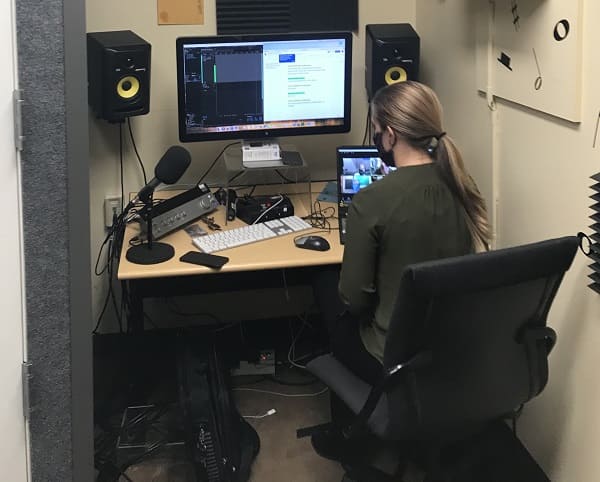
xmin=177 ymin=331 xmax=260 ymax=482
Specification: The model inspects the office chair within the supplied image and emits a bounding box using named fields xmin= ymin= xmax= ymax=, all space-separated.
xmin=305 ymin=236 xmax=579 ymax=482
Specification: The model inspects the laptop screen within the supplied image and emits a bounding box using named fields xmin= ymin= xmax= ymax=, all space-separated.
xmin=336 ymin=146 xmax=396 ymax=244
xmin=337 ymin=146 xmax=395 ymax=205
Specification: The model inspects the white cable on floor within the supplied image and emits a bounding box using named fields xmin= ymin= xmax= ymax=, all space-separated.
xmin=242 ymin=408 xmax=277 ymax=419
xmin=233 ymin=387 xmax=328 ymax=398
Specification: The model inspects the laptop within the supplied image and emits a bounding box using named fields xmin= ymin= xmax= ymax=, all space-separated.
xmin=336 ymin=146 xmax=396 ymax=244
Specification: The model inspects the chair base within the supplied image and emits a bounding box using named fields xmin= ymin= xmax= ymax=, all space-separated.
xmin=299 ymin=423 xmax=407 ymax=482
xmin=311 ymin=427 xmax=367 ymax=462
xmin=416 ymin=421 xmax=550 ymax=482
xmin=342 ymin=462 xmax=406 ymax=482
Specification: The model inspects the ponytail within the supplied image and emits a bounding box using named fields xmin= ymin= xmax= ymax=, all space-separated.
xmin=435 ymin=135 xmax=491 ymax=251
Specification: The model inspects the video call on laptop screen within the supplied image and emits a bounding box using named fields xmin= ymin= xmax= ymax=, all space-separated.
xmin=338 ymin=146 xmax=396 ymax=204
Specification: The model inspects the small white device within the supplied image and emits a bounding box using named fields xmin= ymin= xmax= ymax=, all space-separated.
xmin=241 ymin=140 xmax=282 ymax=168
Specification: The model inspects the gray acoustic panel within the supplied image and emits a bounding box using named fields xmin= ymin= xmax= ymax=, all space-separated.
xmin=590 ymin=172 xmax=600 ymax=294
xmin=216 ymin=0 xmax=357 ymax=34
xmin=16 ymin=0 xmax=93 ymax=479
xmin=16 ymin=1 xmax=72 ymax=478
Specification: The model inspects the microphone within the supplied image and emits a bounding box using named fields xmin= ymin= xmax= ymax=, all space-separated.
xmin=125 ymin=145 xmax=191 ymax=265
xmin=128 ymin=145 xmax=192 ymax=209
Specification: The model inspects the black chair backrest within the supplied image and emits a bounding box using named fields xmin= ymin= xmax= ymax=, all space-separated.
xmin=383 ymin=236 xmax=579 ymax=439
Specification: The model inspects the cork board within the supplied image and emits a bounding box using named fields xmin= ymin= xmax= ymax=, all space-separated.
xmin=158 ymin=0 xmax=204 ymax=25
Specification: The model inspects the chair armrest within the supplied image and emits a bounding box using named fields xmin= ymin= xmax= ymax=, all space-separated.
xmin=519 ymin=326 xmax=557 ymax=354
xmin=516 ymin=325 xmax=557 ymax=398
xmin=343 ymin=351 xmax=432 ymax=439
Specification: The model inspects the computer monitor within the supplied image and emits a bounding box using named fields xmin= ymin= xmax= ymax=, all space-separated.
xmin=175 ymin=32 xmax=352 ymax=148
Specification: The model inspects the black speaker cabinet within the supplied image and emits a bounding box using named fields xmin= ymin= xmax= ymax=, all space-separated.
xmin=87 ymin=30 xmax=151 ymax=122
xmin=365 ymin=24 xmax=420 ymax=100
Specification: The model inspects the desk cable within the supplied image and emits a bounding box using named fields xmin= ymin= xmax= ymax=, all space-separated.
xmin=302 ymin=200 xmax=337 ymax=231
xmin=197 ymin=141 xmax=241 ymax=184
xmin=126 ymin=118 xmax=148 ymax=184
xmin=252 ymin=194 xmax=284 ymax=224
xmin=361 ymin=103 xmax=372 ymax=146
xmin=93 ymin=121 xmax=152 ymax=334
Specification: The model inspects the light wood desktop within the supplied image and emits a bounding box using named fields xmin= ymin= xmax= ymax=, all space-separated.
xmin=118 ymin=181 xmax=343 ymax=281
xmin=117 ymin=181 xmax=343 ymax=330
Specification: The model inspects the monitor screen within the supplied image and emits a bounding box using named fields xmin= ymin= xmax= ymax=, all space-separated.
xmin=176 ymin=32 xmax=352 ymax=142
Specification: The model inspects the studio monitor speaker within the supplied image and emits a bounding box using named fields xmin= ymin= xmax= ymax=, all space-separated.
xmin=365 ymin=24 xmax=420 ymax=100
xmin=87 ymin=30 xmax=151 ymax=123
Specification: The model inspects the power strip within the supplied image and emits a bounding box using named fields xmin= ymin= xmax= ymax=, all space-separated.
xmin=231 ymin=349 xmax=275 ymax=377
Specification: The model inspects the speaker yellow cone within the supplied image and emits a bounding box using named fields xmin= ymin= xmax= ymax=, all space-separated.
xmin=384 ymin=66 xmax=408 ymax=85
xmin=116 ymin=76 xmax=140 ymax=99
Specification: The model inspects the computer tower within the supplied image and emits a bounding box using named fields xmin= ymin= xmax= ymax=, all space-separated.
xmin=87 ymin=30 xmax=151 ymax=122
xmin=365 ymin=24 xmax=420 ymax=100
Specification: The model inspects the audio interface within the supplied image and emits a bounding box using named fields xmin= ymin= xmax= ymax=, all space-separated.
xmin=143 ymin=183 xmax=219 ymax=239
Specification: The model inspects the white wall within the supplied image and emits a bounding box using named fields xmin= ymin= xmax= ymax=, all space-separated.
xmin=86 ymin=1 xmax=417 ymax=326
xmin=417 ymin=1 xmax=600 ymax=480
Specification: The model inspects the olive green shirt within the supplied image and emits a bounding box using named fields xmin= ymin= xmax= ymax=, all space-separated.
xmin=339 ymin=163 xmax=473 ymax=363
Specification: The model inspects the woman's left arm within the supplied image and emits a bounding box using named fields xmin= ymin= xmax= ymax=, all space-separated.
xmin=338 ymin=197 xmax=378 ymax=317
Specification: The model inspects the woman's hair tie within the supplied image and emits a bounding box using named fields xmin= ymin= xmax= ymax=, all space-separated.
xmin=427 ymin=132 xmax=446 ymax=153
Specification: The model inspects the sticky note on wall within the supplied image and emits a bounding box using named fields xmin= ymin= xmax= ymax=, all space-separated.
xmin=158 ymin=0 xmax=204 ymax=25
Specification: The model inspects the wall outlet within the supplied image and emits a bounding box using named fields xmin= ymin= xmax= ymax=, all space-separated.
xmin=104 ymin=195 xmax=122 ymax=228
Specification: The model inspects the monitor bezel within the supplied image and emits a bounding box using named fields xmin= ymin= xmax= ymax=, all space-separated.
xmin=176 ymin=31 xmax=353 ymax=143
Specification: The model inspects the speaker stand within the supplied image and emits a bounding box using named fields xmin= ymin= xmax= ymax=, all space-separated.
xmin=126 ymin=193 xmax=174 ymax=265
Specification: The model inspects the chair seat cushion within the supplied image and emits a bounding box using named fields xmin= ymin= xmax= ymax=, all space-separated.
xmin=307 ymin=354 xmax=392 ymax=438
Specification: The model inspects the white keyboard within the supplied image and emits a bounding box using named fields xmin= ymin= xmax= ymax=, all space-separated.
xmin=192 ymin=215 xmax=312 ymax=253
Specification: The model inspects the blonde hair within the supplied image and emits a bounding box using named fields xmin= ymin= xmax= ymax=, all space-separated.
xmin=371 ymin=81 xmax=490 ymax=250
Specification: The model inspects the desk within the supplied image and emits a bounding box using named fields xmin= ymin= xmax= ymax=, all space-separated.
xmin=118 ymin=182 xmax=343 ymax=330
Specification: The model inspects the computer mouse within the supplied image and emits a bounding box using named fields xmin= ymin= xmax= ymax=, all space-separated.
xmin=294 ymin=235 xmax=331 ymax=251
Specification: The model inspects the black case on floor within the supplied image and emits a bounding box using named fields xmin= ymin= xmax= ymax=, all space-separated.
xmin=177 ymin=332 xmax=260 ymax=482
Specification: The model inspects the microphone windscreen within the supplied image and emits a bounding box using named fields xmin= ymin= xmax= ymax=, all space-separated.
xmin=154 ymin=146 xmax=192 ymax=184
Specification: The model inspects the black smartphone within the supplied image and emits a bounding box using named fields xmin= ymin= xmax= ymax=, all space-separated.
xmin=179 ymin=251 xmax=229 ymax=269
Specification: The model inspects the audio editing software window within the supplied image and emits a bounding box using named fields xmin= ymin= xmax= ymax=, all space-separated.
xmin=181 ymin=38 xmax=347 ymax=134
xmin=183 ymin=44 xmax=264 ymax=128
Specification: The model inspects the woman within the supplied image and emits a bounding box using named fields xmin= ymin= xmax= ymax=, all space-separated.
xmin=313 ymin=81 xmax=490 ymax=437
xmin=312 ymin=81 xmax=490 ymax=460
